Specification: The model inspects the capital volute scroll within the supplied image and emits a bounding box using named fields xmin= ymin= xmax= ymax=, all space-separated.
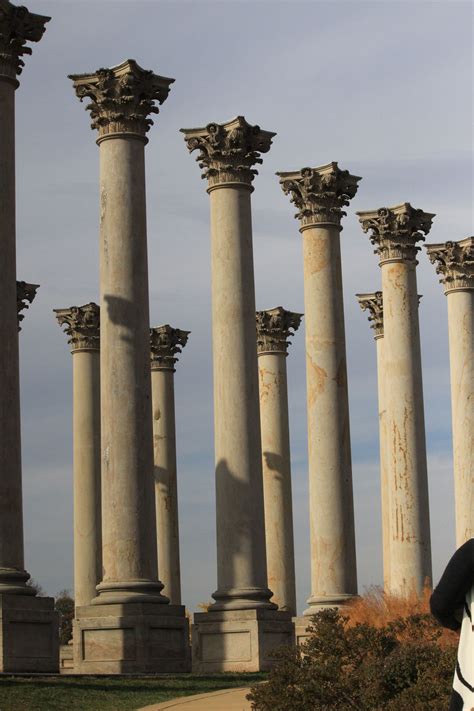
xmin=17 ymin=280 xmax=38 ymax=331
xmin=150 ymin=325 xmax=190 ymax=371
xmin=0 ymin=0 xmax=50 ymax=86
xmin=277 ymin=162 xmax=361 ymax=229
xmin=54 ymin=302 xmax=100 ymax=352
xmin=426 ymin=236 xmax=474 ymax=293
xmin=357 ymin=203 xmax=435 ymax=265
xmin=356 ymin=292 xmax=384 ymax=339
xmin=256 ymin=306 xmax=303 ymax=355
xmin=180 ymin=115 xmax=276 ymax=191
xmin=69 ymin=59 xmax=175 ymax=144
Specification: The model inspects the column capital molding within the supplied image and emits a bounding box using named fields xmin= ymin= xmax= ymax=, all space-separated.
xmin=426 ymin=236 xmax=474 ymax=293
xmin=180 ymin=115 xmax=275 ymax=190
xmin=256 ymin=306 xmax=302 ymax=355
xmin=150 ymin=325 xmax=190 ymax=371
xmin=17 ymin=280 xmax=38 ymax=331
xmin=357 ymin=203 xmax=435 ymax=265
xmin=0 ymin=0 xmax=50 ymax=85
xmin=54 ymin=302 xmax=100 ymax=352
xmin=356 ymin=292 xmax=384 ymax=339
xmin=69 ymin=59 xmax=174 ymax=143
xmin=277 ymin=162 xmax=361 ymax=228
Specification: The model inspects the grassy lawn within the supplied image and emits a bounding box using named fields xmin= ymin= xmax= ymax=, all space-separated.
xmin=0 ymin=673 xmax=264 ymax=711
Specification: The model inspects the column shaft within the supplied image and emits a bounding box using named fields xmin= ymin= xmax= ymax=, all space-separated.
xmin=98 ymin=136 xmax=162 ymax=600
xmin=447 ymin=291 xmax=474 ymax=544
xmin=375 ymin=335 xmax=390 ymax=589
xmin=258 ymin=351 xmax=296 ymax=615
xmin=210 ymin=185 xmax=272 ymax=609
xmin=73 ymin=350 xmax=101 ymax=607
xmin=302 ymin=224 xmax=357 ymax=608
xmin=151 ymin=368 xmax=181 ymax=605
xmin=382 ymin=261 xmax=432 ymax=593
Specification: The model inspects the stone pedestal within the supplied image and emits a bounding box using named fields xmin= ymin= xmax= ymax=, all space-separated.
xmin=55 ymin=303 xmax=101 ymax=609
xmin=150 ymin=325 xmax=190 ymax=606
xmin=256 ymin=307 xmax=302 ymax=617
xmin=358 ymin=204 xmax=434 ymax=595
xmin=0 ymin=594 xmax=58 ymax=673
xmin=192 ymin=608 xmax=293 ymax=673
xmin=182 ymin=117 xmax=291 ymax=670
xmin=70 ymin=59 xmax=189 ymax=673
xmin=278 ymin=163 xmax=359 ymax=613
xmin=426 ymin=237 xmax=474 ymax=545
xmin=73 ymin=602 xmax=189 ymax=674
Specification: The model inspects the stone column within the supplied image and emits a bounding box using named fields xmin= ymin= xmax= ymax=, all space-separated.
xmin=256 ymin=306 xmax=302 ymax=617
xmin=426 ymin=237 xmax=474 ymax=545
xmin=182 ymin=117 xmax=294 ymax=672
xmin=358 ymin=204 xmax=433 ymax=595
xmin=70 ymin=60 xmax=189 ymax=674
xmin=277 ymin=163 xmax=359 ymax=614
xmin=356 ymin=292 xmax=390 ymax=589
xmin=54 ymin=304 xmax=101 ymax=609
xmin=0 ymin=1 xmax=57 ymax=674
xmin=17 ymin=281 xmax=39 ymax=330
xmin=150 ymin=324 xmax=190 ymax=606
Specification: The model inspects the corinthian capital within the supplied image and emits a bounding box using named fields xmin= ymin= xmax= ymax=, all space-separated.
xmin=54 ymin=303 xmax=100 ymax=352
xmin=180 ymin=115 xmax=276 ymax=190
xmin=357 ymin=203 xmax=435 ymax=264
xmin=0 ymin=0 xmax=50 ymax=84
xmin=356 ymin=292 xmax=384 ymax=339
xmin=256 ymin=306 xmax=302 ymax=355
xmin=69 ymin=59 xmax=174 ymax=142
xmin=426 ymin=236 xmax=474 ymax=293
xmin=17 ymin=280 xmax=38 ymax=330
xmin=277 ymin=162 xmax=361 ymax=228
xmin=150 ymin=325 xmax=190 ymax=371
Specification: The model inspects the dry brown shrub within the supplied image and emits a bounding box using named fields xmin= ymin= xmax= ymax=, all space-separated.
xmin=345 ymin=585 xmax=458 ymax=648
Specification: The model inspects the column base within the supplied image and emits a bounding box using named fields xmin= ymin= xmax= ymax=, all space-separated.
xmin=73 ymin=602 xmax=191 ymax=674
xmin=303 ymin=592 xmax=357 ymax=616
xmin=0 ymin=593 xmax=59 ymax=672
xmin=192 ymin=608 xmax=294 ymax=673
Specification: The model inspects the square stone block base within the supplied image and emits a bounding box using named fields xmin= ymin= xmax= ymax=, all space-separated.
xmin=73 ymin=602 xmax=191 ymax=674
xmin=0 ymin=593 xmax=59 ymax=672
xmin=293 ymin=615 xmax=312 ymax=646
xmin=192 ymin=608 xmax=294 ymax=672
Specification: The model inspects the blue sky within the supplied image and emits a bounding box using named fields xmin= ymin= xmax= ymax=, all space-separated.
xmin=15 ymin=0 xmax=473 ymax=612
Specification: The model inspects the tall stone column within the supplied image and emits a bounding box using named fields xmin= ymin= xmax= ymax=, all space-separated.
xmin=356 ymin=292 xmax=390 ymax=589
xmin=150 ymin=324 xmax=190 ymax=606
xmin=54 ymin=304 xmax=101 ymax=609
xmin=182 ymin=116 xmax=294 ymax=672
xmin=69 ymin=60 xmax=189 ymax=674
xmin=0 ymin=1 xmax=57 ymax=673
xmin=277 ymin=163 xmax=359 ymax=615
xmin=256 ymin=307 xmax=302 ymax=617
xmin=426 ymin=237 xmax=474 ymax=545
xmin=358 ymin=204 xmax=433 ymax=595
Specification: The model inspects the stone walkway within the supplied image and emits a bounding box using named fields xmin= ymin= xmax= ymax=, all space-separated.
xmin=138 ymin=686 xmax=252 ymax=710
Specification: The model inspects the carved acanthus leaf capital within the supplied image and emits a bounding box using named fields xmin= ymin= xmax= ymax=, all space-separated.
xmin=69 ymin=59 xmax=174 ymax=142
xmin=256 ymin=306 xmax=303 ymax=355
xmin=356 ymin=292 xmax=384 ymax=339
xmin=357 ymin=203 xmax=435 ymax=264
xmin=150 ymin=325 xmax=190 ymax=370
xmin=180 ymin=116 xmax=276 ymax=189
xmin=17 ymin=280 xmax=38 ymax=330
xmin=277 ymin=162 xmax=361 ymax=228
xmin=0 ymin=0 xmax=50 ymax=84
xmin=54 ymin=303 xmax=100 ymax=351
xmin=426 ymin=236 xmax=474 ymax=293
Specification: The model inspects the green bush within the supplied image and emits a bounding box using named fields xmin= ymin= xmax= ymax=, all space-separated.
xmin=247 ymin=609 xmax=456 ymax=711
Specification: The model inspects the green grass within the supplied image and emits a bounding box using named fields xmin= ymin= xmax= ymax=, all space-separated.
xmin=0 ymin=673 xmax=265 ymax=711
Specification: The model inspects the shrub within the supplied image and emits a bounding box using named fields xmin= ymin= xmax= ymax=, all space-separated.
xmin=247 ymin=607 xmax=457 ymax=711
xmin=55 ymin=589 xmax=75 ymax=645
